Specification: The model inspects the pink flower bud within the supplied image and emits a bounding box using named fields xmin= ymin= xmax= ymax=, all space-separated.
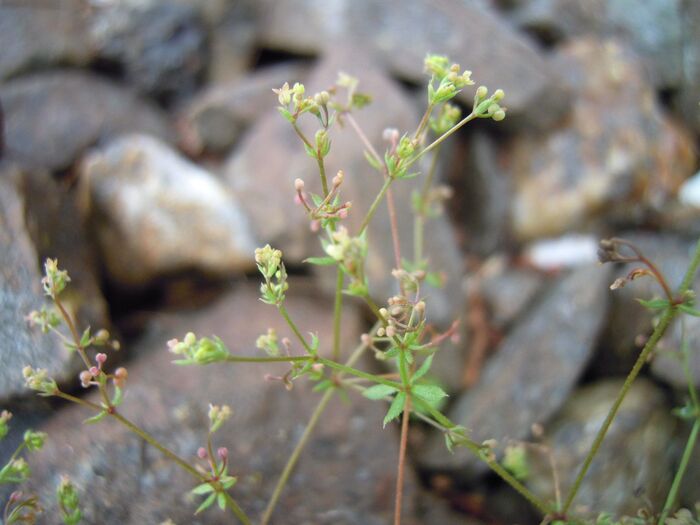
xmin=95 ymin=353 xmax=107 ymax=365
xmin=310 ymin=220 xmax=320 ymax=232
xmin=217 ymin=447 xmax=228 ymax=460
xmin=338 ymin=209 xmax=348 ymax=219
xmin=79 ymin=370 xmax=92 ymax=388
xmin=89 ymin=366 xmax=99 ymax=377
xmin=197 ymin=447 xmax=208 ymax=459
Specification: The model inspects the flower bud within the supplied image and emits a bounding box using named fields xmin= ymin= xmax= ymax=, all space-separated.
xmin=95 ymin=353 xmax=107 ymax=365
xmin=492 ymin=109 xmax=506 ymax=121
xmin=217 ymin=447 xmax=229 ymax=460
xmin=94 ymin=329 xmax=110 ymax=345
xmin=114 ymin=367 xmax=128 ymax=388
xmin=294 ymin=178 xmax=305 ymax=191
xmin=23 ymin=430 xmax=47 ymax=451
xmin=197 ymin=447 xmax=208 ymax=459
xmin=492 ymin=88 xmax=504 ymax=101
xmin=476 ymin=86 xmax=488 ymax=99
xmin=80 ymin=370 xmax=92 ymax=388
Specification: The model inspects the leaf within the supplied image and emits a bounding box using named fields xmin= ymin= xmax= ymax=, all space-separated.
xmin=303 ymin=142 xmax=317 ymax=158
xmin=363 ymin=384 xmax=398 ymax=400
xmin=79 ymin=327 xmax=92 ymax=348
xmin=412 ymin=355 xmax=434 ymax=382
xmin=363 ymin=150 xmax=382 ymax=171
xmin=413 ymin=384 xmax=448 ymax=405
xmin=304 ymin=256 xmax=337 ymax=266
xmin=84 ymin=410 xmax=108 ymax=424
xmin=383 ymin=392 xmax=406 ymax=427
xmin=277 ymin=106 xmax=295 ymax=124
xmin=195 ymin=492 xmax=217 ymax=515
xmin=680 ymin=304 xmax=700 ymax=317
xmin=191 ymin=483 xmax=215 ymax=495
xmin=217 ymin=492 xmax=227 ymax=511
xmin=111 ymin=386 xmax=123 ymax=407
xmin=637 ymin=297 xmax=670 ymax=310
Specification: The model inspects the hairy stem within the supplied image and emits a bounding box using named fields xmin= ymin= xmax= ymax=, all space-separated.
xmin=332 ymin=269 xmax=344 ymax=360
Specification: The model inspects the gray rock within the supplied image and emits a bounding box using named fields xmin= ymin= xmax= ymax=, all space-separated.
xmin=26 ymin=283 xmax=421 ymax=524
xmin=654 ymin=314 xmax=700 ymax=390
xmin=678 ymin=0 xmax=700 ymax=135
xmin=505 ymin=39 xmax=695 ymax=241
xmin=178 ymin=62 xmax=311 ymax=156
xmin=256 ymin=0 xmax=569 ymax=128
xmin=0 ymin=0 xmax=93 ymax=81
xmin=526 ymin=379 xmax=679 ymax=517
xmin=20 ymin=169 xmax=109 ymax=336
xmin=0 ymin=168 xmax=72 ymax=402
xmin=420 ymin=264 xmax=610 ymax=477
xmin=223 ymin=47 xmax=464 ymax=328
xmin=78 ymin=134 xmax=256 ymax=287
xmin=90 ymin=1 xmax=208 ymax=102
xmin=512 ymin=0 xmax=684 ymax=88
xmin=479 ymin=263 xmax=545 ymax=330
xmin=0 ymin=71 xmax=173 ymax=172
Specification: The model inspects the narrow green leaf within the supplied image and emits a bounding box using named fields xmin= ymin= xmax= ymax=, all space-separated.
xmin=195 ymin=492 xmax=217 ymax=515
xmin=679 ymin=304 xmax=700 ymax=317
xmin=363 ymin=384 xmax=398 ymax=400
xmin=217 ymin=492 xmax=227 ymax=511
xmin=111 ymin=386 xmax=123 ymax=407
xmin=304 ymin=256 xmax=337 ymax=266
xmin=637 ymin=297 xmax=670 ymax=310
xmin=79 ymin=327 xmax=92 ymax=348
xmin=413 ymin=384 xmax=448 ymax=405
xmin=84 ymin=410 xmax=108 ymax=424
xmin=277 ymin=107 xmax=295 ymax=123
xmin=383 ymin=392 xmax=406 ymax=427
xmin=412 ymin=355 xmax=434 ymax=382
xmin=191 ymin=483 xmax=215 ymax=495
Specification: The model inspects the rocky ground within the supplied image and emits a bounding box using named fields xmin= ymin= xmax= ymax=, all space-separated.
xmin=1 ymin=0 xmax=700 ymax=524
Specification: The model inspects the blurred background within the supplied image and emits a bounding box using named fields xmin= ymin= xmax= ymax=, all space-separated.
xmin=1 ymin=0 xmax=700 ymax=523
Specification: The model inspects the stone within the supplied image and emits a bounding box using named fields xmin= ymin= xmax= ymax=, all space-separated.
xmin=25 ymin=283 xmax=422 ymax=524
xmin=256 ymin=0 xmax=569 ymax=128
xmin=505 ymin=39 xmax=695 ymax=241
xmin=89 ymin=1 xmax=208 ymax=103
xmin=0 ymin=71 xmax=173 ymax=172
xmin=223 ymin=47 xmax=464 ymax=328
xmin=526 ymin=379 xmax=679 ymax=517
xmin=512 ymin=0 xmax=684 ymax=88
xmin=0 ymin=0 xmax=93 ymax=81
xmin=20 ymin=170 xmax=109 ymax=335
xmin=678 ymin=0 xmax=700 ymax=135
xmin=178 ymin=62 xmax=311 ymax=156
xmin=523 ymin=234 xmax=599 ymax=271
xmin=0 ymin=168 xmax=72 ymax=402
xmin=419 ymin=264 xmax=611 ymax=477
xmin=678 ymin=170 xmax=700 ymax=208
xmin=654 ymin=313 xmax=700 ymax=389
xmin=78 ymin=134 xmax=256 ymax=287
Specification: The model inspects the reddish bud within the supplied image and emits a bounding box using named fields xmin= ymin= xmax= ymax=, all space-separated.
xmin=217 ymin=447 xmax=228 ymax=460
xmin=197 ymin=447 xmax=208 ymax=459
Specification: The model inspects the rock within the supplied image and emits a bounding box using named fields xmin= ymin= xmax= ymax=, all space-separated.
xmin=654 ymin=313 xmax=700 ymax=389
xmin=478 ymin=260 xmax=545 ymax=329
xmin=512 ymin=0 xmax=684 ymax=88
xmin=20 ymin=170 xmax=109 ymax=335
xmin=78 ymin=134 xmax=256 ymax=287
xmin=0 ymin=0 xmax=94 ymax=81
xmin=523 ymin=234 xmax=599 ymax=271
xmin=420 ymin=264 xmax=610 ymax=477
xmin=26 ymin=283 xmax=422 ymax=524
xmin=90 ymin=1 xmax=208 ymax=103
xmin=223 ymin=47 xmax=464 ymax=328
xmin=678 ymin=0 xmax=700 ymax=135
xmin=0 ymin=168 xmax=72 ymax=402
xmin=0 ymin=71 xmax=173 ymax=172
xmin=598 ymin=233 xmax=695 ymax=377
xmin=678 ymin=170 xmax=700 ymax=208
xmin=505 ymin=39 xmax=695 ymax=241
xmin=178 ymin=62 xmax=311 ymax=156
xmin=256 ymin=0 xmax=569 ymax=128
xmin=526 ymin=379 xmax=679 ymax=517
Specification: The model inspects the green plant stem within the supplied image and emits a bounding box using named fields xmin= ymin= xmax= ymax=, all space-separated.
xmin=318 ymin=358 xmax=402 ymax=390
xmin=316 ymin=156 xmax=329 ymax=197
xmin=659 ymin=418 xmax=700 ymax=525
xmin=405 ymin=112 xmax=476 ymax=170
xmin=414 ymin=146 xmax=441 ymax=265
xmin=414 ymin=103 xmax=435 ymax=141
xmin=563 ymin=238 xmax=700 ymax=515
xmin=224 ymin=355 xmax=312 ymax=363
xmin=56 ymin=391 xmax=252 ymax=524
xmin=278 ymin=304 xmax=314 ymax=354
xmin=260 ymin=387 xmax=334 ymax=525
xmin=394 ymin=395 xmax=411 ymax=525
xmin=260 ymin=336 xmax=373 ymax=524
xmin=359 ymin=177 xmax=393 ymax=235
xmin=332 ymin=269 xmax=343 ymax=360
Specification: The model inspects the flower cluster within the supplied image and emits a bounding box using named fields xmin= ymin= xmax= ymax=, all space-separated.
xmin=169 ymin=333 xmax=230 ymax=366
xmin=57 ymin=476 xmax=82 ymax=525
xmin=425 ymin=54 xmax=475 ymax=105
xmin=255 ymin=245 xmax=289 ymax=305
xmin=472 ymin=86 xmax=506 ymax=121
xmin=41 ymin=258 xmax=70 ymax=299
xmin=22 ymin=366 xmax=57 ymax=396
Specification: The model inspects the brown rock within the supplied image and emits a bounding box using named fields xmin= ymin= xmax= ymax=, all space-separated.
xmin=506 ymin=39 xmax=696 ymax=241
xmin=179 ymin=62 xmax=312 ymax=156
xmin=26 ymin=283 xmax=421 ymax=524
xmin=0 ymin=71 xmax=173 ymax=171
xmin=420 ymin=264 xmax=610 ymax=477
xmin=78 ymin=134 xmax=256 ymax=287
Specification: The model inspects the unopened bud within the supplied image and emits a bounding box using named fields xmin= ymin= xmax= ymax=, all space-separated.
xmin=492 ymin=109 xmax=506 ymax=121
xmin=79 ymin=370 xmax=92 ymax=388
xmin=294 ymin=178 xmax=305 ymax=191
xmin=493 ymin=89 xmax=504 ymax=101
xmin=197 ymin=447 xmax=208 ymax=459
xmin=332 ymin=170 xmax=344 ymax=187
xmin=476 ymin=86 xmax=488 ymax=99
xmin=217 ymin=447 xmax=229 ymax=460
xmin=385 ymin=325 xmax=396 ymax=338
xmin=95 ymin=353 xmax=107 ymax=365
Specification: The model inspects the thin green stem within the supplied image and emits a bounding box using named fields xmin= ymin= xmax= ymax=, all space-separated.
xmin=564 ymin=238 xmax=700 ymax=514
xmin=224 ymin=355 xmax=312 ymax=363
xmin=260 ymin=333 xmax=375 ymax=524
xmin=413 ymin=146 xmax=441 ymax=265
xmin=414 ymin=103 xmax=435 ymax=141
xmin=318 ymin=358 xmax=402 ymax=390
xmin=316 ymin=156 xmax=329 ymax=197
xmin=359 ymin=177 xmax=393 ymax=235
xmin=278 ymin=304 xmax=314 ymax=355
xmin=261 ymin=387 xmax=335 ymax=525
xmin=659 ymin=418 xmax=700 ymax=524
xmin=405 ymin=112 xmax=476 ymax=170
xmin=332 ymin=269 xmax=344 ymax=360
xmin=394 ymin=395 xmax=411 ymax=525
